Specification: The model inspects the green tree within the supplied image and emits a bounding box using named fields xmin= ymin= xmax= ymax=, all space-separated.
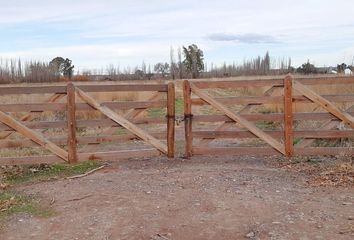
xmin=49 ymin=57 xmax=65 ymax=76
xmin=62 ymin=59 xmax=74 ymax=79
xmin=183 ymin=44 xmax=204 ymax=79
xmin=296 ymin=60 xmax=317 ymax=74
xmin=49 ymin=57 xmax=74 ymax=79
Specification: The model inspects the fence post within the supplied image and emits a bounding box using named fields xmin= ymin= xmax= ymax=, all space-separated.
xmin=167 ymin=82 xmax=175 ymax=158
xmin=67 ymin=82 xmax=78 ymax=164
xmin=284 ymin=74 xmax=294 ymax=157
xmin=183 ymin=80 xmax=193 ymax=158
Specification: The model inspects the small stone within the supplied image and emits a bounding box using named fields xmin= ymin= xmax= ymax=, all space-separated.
xmin=339 ymin=230 xmax=347 ymax=234
xmin=246 ymin=231 xmax=255 ymax=238
xmin=348 ymin=216 xmax=354 ymax=220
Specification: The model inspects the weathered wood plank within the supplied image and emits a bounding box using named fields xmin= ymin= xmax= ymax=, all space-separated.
xmin=0 ymin=117 xmax=166 ymax=131
xmin=293 ymin=80 xmax=354 ymax=128
xmin=0 ymin=132 xmax=167 ymax=148
xmin=193 ymin=130 xmax=354 ymax=139
xmin=167 ymin=82 xmax=175 ymax=158
xmin=0 ymin=84 xmax=168 ymax=95
xmin=75 ymin=87 xmax=168 ymax=154
xmin=192 ymin=76 xmax=354 ymax=89
xmin=0 ymin=149 xmax=162 ymax=165
xmin=67 ymin=83 xmax=78 ymax=164
xmin=0 ymin=101 xmax=166 ymax=112
xmin=183 ymin=80 xmax=193 ymax=157
xmin=193 ymin=147 xmax=282 ymax=156
xmin=191 ymin=95 xmax=354 ymax=106
xmin=192 ymin=111 xmax=354 ymax=123
xmin=0 ymin=111 xmax=68 ymax=161
xmin=78 ymin=149 xmax=161 ymax=161
xmin=284 ymin=75 xmax=294 ymax=157
xmin=76 ymin=132 xmax=166 ymax=144
xmin=76 ymin=84 xmax=168 ymax=93
xmin=189 ymin=82 xmax=285 ymax=155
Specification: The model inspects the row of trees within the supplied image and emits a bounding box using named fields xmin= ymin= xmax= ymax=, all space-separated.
xmin=100 ymin=44 xmax=205 ymax=81
xmin=0 ymin=57 xmax=75 ymax=83
xmin=1 ymin=45 xmax=353 ymax=83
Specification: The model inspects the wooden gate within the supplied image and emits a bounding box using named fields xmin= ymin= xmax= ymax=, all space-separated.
xmin=183 ymin=75 xmax=354 ymax=157
xmin=0 ymin=82 xmax=175 ymax=165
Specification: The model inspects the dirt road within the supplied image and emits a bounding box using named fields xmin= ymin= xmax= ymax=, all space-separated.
xmin=1 ymin=156 xmax=354 ymax=240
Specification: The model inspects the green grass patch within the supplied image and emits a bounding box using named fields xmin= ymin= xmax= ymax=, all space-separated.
xmin=0 ymin=192 xmax=54 ymax=222
xmin=147 ymin=98 xmax=184 ymax=117
xmin=4 ymin=161 xmax=99 ymax=185
xmin=175 ymin=98 xmax=184 ymax=115
xmin=293 ymin=137 xmax=301 ymax=145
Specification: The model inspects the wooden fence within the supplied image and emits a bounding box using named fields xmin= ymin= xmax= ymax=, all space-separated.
xmin=1 ymin=75 xmax=353 ymax=165
xmin=184 ymin=75 xmax=354 ymax=157
xmin=0 ymin=82 xmax=175 ymax=165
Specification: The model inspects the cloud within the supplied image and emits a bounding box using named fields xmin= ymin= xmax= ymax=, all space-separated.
xmin=206 ymin=33 xmax=280 ymax=44
xmin=1 ymin=0 xmax=354 ymax=68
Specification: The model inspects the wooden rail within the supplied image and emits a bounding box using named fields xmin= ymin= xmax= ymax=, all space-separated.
xmin=0 ymin=82 xmax=175 ymax=165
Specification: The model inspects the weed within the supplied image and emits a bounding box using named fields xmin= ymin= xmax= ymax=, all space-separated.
xmin=175 ymin=98 xmax=184 ymax=115
xmin=293 ymin=137 xmax=301 ymax=145
xmin=147 ymin=98 xmax=184 ymax=117
xmin=4 ymin=161 xmax=99 ymax=185
xmin=0 ymin=192 xmax=54 ymax=222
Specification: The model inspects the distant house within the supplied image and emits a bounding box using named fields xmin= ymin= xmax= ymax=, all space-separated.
xmin=344 ymin=68 xmax=353 ymax=75
xmin=315 ymin=66 xmax=337 ymax=74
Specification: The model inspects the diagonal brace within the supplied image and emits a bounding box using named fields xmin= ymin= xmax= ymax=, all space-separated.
xmin=189 ymin=82 xmax=285 ymax=155
xmin=75 ymin=87 xmax=168 ymax=154
xmin=0 ymin=110 xmax=68 ymax=161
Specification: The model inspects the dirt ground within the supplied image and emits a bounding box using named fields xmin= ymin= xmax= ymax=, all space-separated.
xmin=1 ymin=156 xmax=354 ymax=240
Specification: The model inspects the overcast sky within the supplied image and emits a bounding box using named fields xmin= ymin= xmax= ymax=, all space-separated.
xmin=1 ymin=0 xmax=354 ymax=71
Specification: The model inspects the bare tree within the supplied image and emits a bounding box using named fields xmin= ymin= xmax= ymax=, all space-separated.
xmin=154 ymin=62 xmax=170 ymax=78
xmin=170 ymin=47 xmax=176 ymax=80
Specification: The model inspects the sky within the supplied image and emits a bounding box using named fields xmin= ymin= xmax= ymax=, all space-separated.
xmin=0 ymin=0 xmax=354 ymax=72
